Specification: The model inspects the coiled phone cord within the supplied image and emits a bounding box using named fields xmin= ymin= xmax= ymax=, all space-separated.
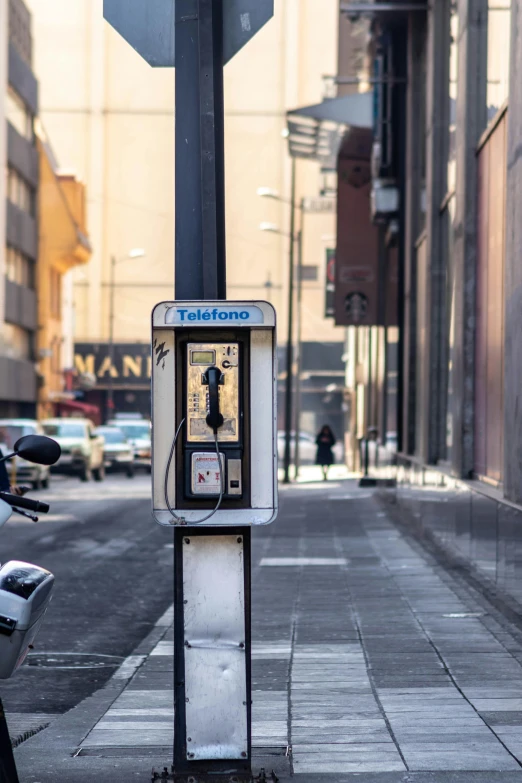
xmin=163 ymin=418 xmax=224 ymax=525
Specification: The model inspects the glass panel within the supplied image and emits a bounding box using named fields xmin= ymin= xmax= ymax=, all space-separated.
xmin=42 ymin=422 xmax=86 ymax=438
xmin=448 ymin=6 xmax=458 ymax=194
xmin=487 ymin=0 xmax=511 ymax=120
xmin=3 ymin=323 xmax=33 ymax=361
xmin=6 ymin=88 xmax=33 ymax=141
xmin=445 ymin=196 xmax=457 ymax=462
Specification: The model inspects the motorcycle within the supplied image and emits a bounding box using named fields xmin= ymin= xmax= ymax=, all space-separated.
xmin=0 ymin=434 xmax=61 ymax=783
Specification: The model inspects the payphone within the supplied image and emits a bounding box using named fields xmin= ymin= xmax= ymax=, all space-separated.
xmin=151 ymin=301 xmax=277 ymax=526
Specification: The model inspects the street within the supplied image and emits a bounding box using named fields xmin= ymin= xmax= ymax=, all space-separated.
xmin=0 ymin=474 xmax=173 ymax=729
xmin=5 ymin=476 xmax=522 ymax=781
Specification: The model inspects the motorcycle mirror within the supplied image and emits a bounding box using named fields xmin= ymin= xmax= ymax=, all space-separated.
xmin=13 ymin=435 xmax=62 ymax=466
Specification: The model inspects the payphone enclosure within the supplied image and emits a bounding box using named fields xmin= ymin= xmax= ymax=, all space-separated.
xmin=151 ymin=301 xmax=277 ymax=526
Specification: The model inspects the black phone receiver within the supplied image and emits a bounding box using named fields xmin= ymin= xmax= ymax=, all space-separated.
xmin=203 ymin=366 xmax=224 ymax=432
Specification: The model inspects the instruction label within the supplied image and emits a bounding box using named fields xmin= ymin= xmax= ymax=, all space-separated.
xmin=191 ymin=452 xmax=224 ymax=495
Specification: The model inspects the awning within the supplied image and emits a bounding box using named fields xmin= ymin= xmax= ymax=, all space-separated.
xmin=55 ymin=399 xmax=99 ymax=418
xmin=286 ymin=92 xmax=373 ymax=167
xmin=287 ymin=93 xmax=373 ymax=126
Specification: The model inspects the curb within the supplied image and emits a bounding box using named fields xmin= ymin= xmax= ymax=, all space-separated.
xmin=14 ymin=606 xmax=173 ymax=760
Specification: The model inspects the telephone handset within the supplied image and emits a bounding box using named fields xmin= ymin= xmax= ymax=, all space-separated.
xmin=186 ymin=343 xmax=239 ymax=443
xmin=202 ymin=366 xmax=224 ymax=432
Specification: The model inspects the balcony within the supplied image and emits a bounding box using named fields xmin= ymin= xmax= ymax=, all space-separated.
xmin=4 ymin=278 xmax=37 ymax=331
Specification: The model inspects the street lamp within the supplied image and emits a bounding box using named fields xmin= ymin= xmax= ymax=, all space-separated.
xmin=259 ymin=162 xmax=298 ymax=484
xmin=107 ymin=248 xmax=146 ymax=416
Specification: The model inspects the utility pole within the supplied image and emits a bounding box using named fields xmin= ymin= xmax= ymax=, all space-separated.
xmin=103 ymin=2 xmax=274 ymax=779
xmin=107 ymin=255 xmax=116 ymax=416
xmin=294 ymin=209 xmax=304 ymax=479
xmin=283 ymin=159 xmax=296 ymax=483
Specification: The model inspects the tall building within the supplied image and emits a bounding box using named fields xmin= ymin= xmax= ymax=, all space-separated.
xmin=0 ymin=0 xmax=92 ymax=420
xmin=27 ymin=0 xmax=343 ymax=428
xmin=0 ymin=0 xmax=39 ymax=417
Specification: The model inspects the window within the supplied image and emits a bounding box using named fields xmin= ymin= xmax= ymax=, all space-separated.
xmin=443 ymin=196 xmax=457 ymax=462
xmin=6 ymin=87 xmax=33 ymax=141
xmin=447 ymin=6 xmax=458 ymax=195
xmin=6 ymin=167 xmax=35 ymax=215
xmin=474 ymin=114 xmax=507 ymax=483
xmin=5 ymin=246 xmax=34 ymax=288
xmin=487 ymin=0 xmax=511 ymax=121
xmin=42 ymin=422 xmax=86 ymax=439
xmin=300 ymin=265 xmax=318 ymax=282
xmin=3 ymin=323 xmax=33 ymax=361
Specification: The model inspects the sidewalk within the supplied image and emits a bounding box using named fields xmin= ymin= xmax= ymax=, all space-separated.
xmin=14 ymin=479 xmax=522 ymax=781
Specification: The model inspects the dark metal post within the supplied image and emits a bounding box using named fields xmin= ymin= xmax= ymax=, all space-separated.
xmin=175 ymin=0 xmax=225 ymax=301
xmin=107 ymin=254 xmax=116 ymax=415
xmin=283 ymin=159 xmax=296 ymax=483
xmin=172 ymin=3 xmax=250 ymax=780
xmin=294 ymin=204 xmax=304 ymax=479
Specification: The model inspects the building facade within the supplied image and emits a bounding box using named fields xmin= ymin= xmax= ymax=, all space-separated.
xmin=0 ymin=0 xmax=39 ymax=417
xmin=27 ymin=0 xmax=345 ymax=428
xmin=36 ymin=136 xmax=91 ymax=419
xmin=332 ymin=0 xmax=522 ymax=603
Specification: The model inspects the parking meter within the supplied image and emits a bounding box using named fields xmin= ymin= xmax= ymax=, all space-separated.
xmin=151 ymin=301 xmax=277 ymax=525
xmin=0 ymin=561 xmax=54 ymax=679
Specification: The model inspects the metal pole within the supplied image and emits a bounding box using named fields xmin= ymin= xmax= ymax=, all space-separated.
xmin=175 ymin=0 xmax=203 ymax=299
xmin=173 ymin=3 xmax=250 ymax=780
xmin=283 ymin=158 xmax=296 ymax=483
xmin=367 ymin=327 xmax=373 ymax=473
xmin=107 ymin=254 xmax=116 ymax=416
xmin=175 ymin=0 xmax=225 ymax=300
xmin=294 ymin=205 xmax=304 ymax=479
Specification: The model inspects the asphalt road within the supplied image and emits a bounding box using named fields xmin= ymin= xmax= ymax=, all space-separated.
xmin=0 ymin=473 xmax=173 ymax=716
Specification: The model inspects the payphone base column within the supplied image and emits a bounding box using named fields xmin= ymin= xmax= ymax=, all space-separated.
xmin=172 ymin=527 xmax=251 ymax=781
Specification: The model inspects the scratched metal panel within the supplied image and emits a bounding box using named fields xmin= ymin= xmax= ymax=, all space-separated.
xmin=183 ymin=535 xmax=247 ymax=760
xmin=151 ymin=327 xmax=175 ymax=513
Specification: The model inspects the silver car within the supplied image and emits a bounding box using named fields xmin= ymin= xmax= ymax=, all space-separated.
xmin=0 ymin=419 xmax=51 ymax=489
xmin=107 ymin=417 xmax=151 ymax=473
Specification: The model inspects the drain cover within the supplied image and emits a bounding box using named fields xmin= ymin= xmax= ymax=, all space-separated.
xmin=27 ymin=652 xmax=124 ymax=670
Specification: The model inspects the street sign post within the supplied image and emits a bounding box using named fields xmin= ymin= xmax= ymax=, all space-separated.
xmin=103 ymin=1 xmax=275 ymax=780
xmin=103 ymin=0 xmax=274 ymax=66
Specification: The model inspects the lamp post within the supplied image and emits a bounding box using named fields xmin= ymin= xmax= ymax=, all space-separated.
xmin=258 ymin=161 xmax=296 ymax=483
xmin=107 ymin=248 xmax=145 ymax=416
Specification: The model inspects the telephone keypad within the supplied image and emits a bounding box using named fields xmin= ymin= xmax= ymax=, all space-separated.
xmin=186 ymin=342 xmax=239 ymax=443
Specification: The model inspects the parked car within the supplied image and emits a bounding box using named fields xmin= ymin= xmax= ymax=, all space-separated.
xmin=41 ymin=418 xmax=105 ymax=482
xmin=277 ymin=430 xmax=344 ymax=466
xmin=0 ymin=419 xmax=51 ymax=489
xmin=107 ymin=415 xmax=151 ymax=472
xmin=94 ymin=426 xmax=135 ymax=478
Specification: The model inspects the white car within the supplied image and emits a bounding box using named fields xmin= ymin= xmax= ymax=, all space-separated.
xmin=95 ymin=426 xmax=135 ymax=478
xmin=107 ymin=417 xmax=151 ymax=472
xmin=0 ymin=419 xmax=51 ymax=489
xmin=277 ymin=431 xmax=344 ymax=466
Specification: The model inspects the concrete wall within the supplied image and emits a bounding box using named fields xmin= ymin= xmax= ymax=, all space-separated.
xmin=27 ymin=0 xmax=342 ymax=349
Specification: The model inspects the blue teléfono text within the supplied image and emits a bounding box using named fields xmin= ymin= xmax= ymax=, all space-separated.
xmin=176 ymin=309 xmax=251 ymax=322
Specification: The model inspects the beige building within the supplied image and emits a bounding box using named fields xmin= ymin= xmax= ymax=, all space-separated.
xmin=27 ymin=0 xmax=343 ymax=425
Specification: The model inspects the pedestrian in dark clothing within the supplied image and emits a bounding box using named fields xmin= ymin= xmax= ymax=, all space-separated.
xmin=315 ymin=425 xmax=336 ymax=481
